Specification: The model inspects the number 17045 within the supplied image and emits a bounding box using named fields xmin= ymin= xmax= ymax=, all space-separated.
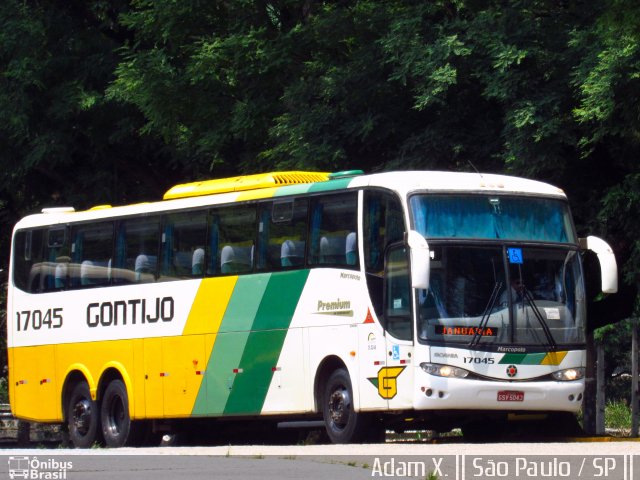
xmin=16 ymin=308 xmax=63 ymax=331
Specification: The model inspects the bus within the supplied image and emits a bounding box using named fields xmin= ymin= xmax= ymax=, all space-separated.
xmin=7 ymin=170 xmax=618 ymax=446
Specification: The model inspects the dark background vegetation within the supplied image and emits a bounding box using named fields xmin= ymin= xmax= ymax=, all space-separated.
xmin=1 ymin=0 xmax=639 ymax=402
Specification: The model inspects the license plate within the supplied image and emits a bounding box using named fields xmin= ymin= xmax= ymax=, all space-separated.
xmin=497 ymin=390 xmax=524 ymax=402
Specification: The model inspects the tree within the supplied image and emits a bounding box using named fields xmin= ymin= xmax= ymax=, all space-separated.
xmin=0 ymin=0 xmax=174 ymax=235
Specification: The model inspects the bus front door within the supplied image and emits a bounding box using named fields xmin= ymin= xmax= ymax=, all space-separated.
xmin=382 ymin=244 xmax=414 ymax=410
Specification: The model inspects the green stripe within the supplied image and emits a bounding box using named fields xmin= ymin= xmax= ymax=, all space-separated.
xmin=224 ymin=270 xmax=309 ymax=415
xmin=252 ymin=270 xmax=309 ymax=331
xmin=193 ymin=270 xmax=309 ymax=416
xmin=499 ymin=352 xmax=549 ymax=365
xmin=274 ymin=177 xmax=354 ymax=197
xmin=520 ymin=353 xmax=547 ymax=365
xmin=194 ymin=331 xmax=250 ymax=415
xmin=222 ymin=329 xmax=288 ymax=415
xmin=499 ymin=353 xmax=527 ymax=364
xmin=192 ymin=275 xmax=270 ymax=415
xmin=274 ymin=184 xmax=313 ymax=196
xmin=219 ymin=275 xmax=270 ymax=333
xmin=308 ymin=177 xmax=353 ymax=192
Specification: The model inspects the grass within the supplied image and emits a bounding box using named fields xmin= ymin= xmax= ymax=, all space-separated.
xmin=605 ymin=400 xmax=632 ymax=431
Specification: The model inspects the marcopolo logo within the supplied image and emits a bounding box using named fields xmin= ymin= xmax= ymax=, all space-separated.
xmin=8 ymin=456 xmax=73 ymax=479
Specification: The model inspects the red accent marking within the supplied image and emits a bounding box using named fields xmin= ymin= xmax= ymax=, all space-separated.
xmin=363 ymin=308 xmax=375 ymax=324
xmin=195 ymin=371 xmax=204 ymax=375
xmin=374 ymin=361 xmax=383 ymax=366
xmin=160 ymin=372 xmax=169 ymax=377
xmin=233 ymin=368 xmax=243 ymax=374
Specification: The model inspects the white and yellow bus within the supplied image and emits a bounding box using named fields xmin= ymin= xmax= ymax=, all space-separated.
xmin=7 ymin=170 xmax=618 ymax=446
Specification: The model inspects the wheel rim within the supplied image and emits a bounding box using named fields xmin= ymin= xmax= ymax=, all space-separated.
xmin=72 ymin=398 xmax=93 ymax=436
xmin=104 ymin=394 xmax=125 ymax=437
xmin=328 ymin=385 xmax=351 ymax=430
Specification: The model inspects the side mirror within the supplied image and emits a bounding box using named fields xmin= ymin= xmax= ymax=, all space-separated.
xmin=407 ymin=230 xmax=430 ymax=290
xmin=579 ymin=236 xmax=618 ymax=294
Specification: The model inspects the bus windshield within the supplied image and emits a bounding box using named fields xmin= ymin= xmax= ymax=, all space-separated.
xmin=410 ymin=194 xmax=576 ymax=243
xmin=411 ymin=194 xmax=585 ymax=347
xmin=417 ymin=245 xmax=586 ymax=347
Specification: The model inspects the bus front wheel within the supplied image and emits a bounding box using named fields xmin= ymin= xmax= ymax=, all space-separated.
xmin=67 ymin=381 xmax=101 ymax=448
xmin=322 ymin=368 xmax=374 ymax=443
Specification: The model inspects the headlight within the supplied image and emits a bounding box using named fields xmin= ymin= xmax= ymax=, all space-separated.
xmin=420 ymin=362 xmax=469 ymax=379
xmin=552 ymin=367 xmax=585 ymax=381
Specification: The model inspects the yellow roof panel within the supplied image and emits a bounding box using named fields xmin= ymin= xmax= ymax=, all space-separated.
xmin=163 ymin=171 xmax=330 ymax=200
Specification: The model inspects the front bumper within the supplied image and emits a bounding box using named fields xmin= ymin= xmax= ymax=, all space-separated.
xmin=413 ymin=373 xmax=584 ymax=413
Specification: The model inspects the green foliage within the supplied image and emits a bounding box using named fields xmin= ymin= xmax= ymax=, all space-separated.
xmin=0 ymin=0 xmax=175 ymax=218
xmin=606 ymin=400 xmax=632 ymax=431
xmin=601 ymin=174 xmax=640 ymax=288
xmin=595 ymin=319 xmax=633 ymax=377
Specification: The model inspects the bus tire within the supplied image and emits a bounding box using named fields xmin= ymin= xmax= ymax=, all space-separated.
xmin=67 ymin=381 xmax=101 ymax=448
xmin=322 ymin=368 xmax=372 ymax=443
xmin=100 ymin=379 xmax=134 ymax=447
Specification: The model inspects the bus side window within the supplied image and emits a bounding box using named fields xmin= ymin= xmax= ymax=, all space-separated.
xmin=13 ymin=229 xmax=45 ymax=293
xmin=308 ymin=193 xmax=358 ymax=268
xmin=215 ymin=205 xmax=256 ymax=275
xmin=160 ymin=210 xmax=208 ymax=281
xmin=257 ymin=199 xmax=308 ymax=271
xmin=46 ymin=227 xmax=69 ymax=291
xmin=113 ymin=217 xmax=159 ymax=284
xmin=69 ymin=222 xmax=114 ymax=288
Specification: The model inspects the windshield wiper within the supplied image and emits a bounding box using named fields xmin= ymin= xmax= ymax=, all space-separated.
xmin=522 ymin=288 xmax=557 ymax=351
xmin=469 ymin=281 xmax=502 ymax=349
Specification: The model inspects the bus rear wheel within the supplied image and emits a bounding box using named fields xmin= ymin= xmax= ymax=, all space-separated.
xmin=100 ymin=379 xmax=135 ymax=447
xmin=67 ymin=381 xmax=101 ymax=448
xmin=322 ymin=368 xmax=376 ymax=443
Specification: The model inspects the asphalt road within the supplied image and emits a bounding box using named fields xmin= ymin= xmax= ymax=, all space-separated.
xmin=1 ymin=442 xmax=639 ymax=480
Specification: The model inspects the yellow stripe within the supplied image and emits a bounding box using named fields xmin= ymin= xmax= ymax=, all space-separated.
xmin=183 ymin=277 xmax=237 ymax=335
xmin=235 ymin=186 xmax=280 ymax=201
xmin=156 ymin=277 xmax=239 ymax=417
xmin=540 ymin=351 xmax=568 ymax=365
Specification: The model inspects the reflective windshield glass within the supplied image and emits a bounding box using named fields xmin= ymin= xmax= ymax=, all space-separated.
xmin=410 ymin=195 xmax=576 ymax=243
xmin=418 ymin=246 xmax=586 ymax=346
